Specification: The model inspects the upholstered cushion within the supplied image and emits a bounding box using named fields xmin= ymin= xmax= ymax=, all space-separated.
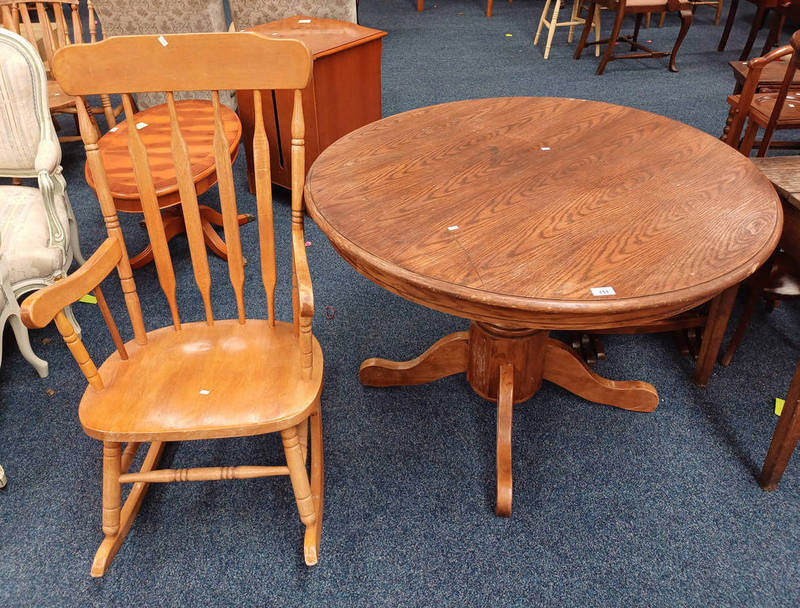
xmin=0 ymin=36 xmax=42 ymax=171
xmin=0 ymin=186 xmax=68 ymax=287
xmin=91 ymin=0 xmax=233 ymax=109
xmin=229 ymin=0 xmax=358 ymax=30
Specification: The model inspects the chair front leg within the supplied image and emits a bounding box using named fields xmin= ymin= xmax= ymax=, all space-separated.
xmin=574 ymin=0 xmax=598 ymax=60
xmin=281 ymin=423 xmax=317 ymax=565
xmin=597 ymin=8 xmax=626 ymax=75
xmin=718 ymin=0 xmax=739 ymax=51
xmin=668 ymin=8 xmax=693 ymax=72
xmin=740 ymin=6 xmax=771 ymax=61
xmin=91 ymin=441 xmax=121 ymax=576
xmin=632 ymin=13 xmax=643 ymax=50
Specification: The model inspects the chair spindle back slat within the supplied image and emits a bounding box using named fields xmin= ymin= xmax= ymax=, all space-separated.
xmin=33 ymin=3 xmax=56 ymax=63
xmin=52 ymin=4 xmax=68 ymax=48
xmin=18 ymin=5 xmax=36 ymax=50
xmin=93 ymin=285 xmax=128 ymax=360
xmin=121 ymin=93 xmax=181 ymax=330
xmin=211 ymin=90 xmax=246 ymax=324
xmin=74 ymin=99 xmax=148 ymax=345
xmin=166 ymin=92 xmax=215 ymax=325
xmin=69 ymin=3 xmax=81 ymax=44
xmin=252 ymin=89 xmax=276 ymax=325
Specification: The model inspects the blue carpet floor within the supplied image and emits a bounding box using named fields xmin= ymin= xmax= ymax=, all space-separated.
xmin=1 ymin=0 xmax=799 ymax=605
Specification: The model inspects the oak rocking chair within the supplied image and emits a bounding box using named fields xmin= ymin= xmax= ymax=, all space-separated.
xmin=21 ymin=32 xmax=323 ymax=576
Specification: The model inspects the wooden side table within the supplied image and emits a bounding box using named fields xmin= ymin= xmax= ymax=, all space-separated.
xmin=86 ymin=99 xmax=248 ymax=269
xmin=236 ymin=16 xmax=386 ymax=192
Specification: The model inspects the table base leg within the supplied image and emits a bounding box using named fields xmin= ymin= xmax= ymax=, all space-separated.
xmin=359 ymin=331 xmax=469 ymax=386
xmin=358 ymin=320 xmax=659 ymax=516
xmin=131 ymin=206 xmax=255 ymax=269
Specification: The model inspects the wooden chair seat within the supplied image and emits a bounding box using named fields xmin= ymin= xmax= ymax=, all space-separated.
xmin=748 ymin=90 xmax=800 ymax=122
xmin=47 ymin=79 xmax=76 ymax=111
xmin=80 ymin=320 xmax=323 ymax=441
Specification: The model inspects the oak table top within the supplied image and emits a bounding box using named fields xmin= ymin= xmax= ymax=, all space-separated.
xmin=304 ymin=97 xmax=783 ymax=516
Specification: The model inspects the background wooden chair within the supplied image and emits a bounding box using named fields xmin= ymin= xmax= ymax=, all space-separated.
xmin=228 ymin=0 xmax=357 ymax=30
xmin=723 ymin=33 xmax=800 ymax=158
xmin=0 ymin=27 xmax=84 ymax=378
xmin=0 ymin=1 xmax=120 ymax=141
xmin=21 ymin=31 xmax=323 ymax=577
xmin=574 ymin=0 xmax=693 ymax=74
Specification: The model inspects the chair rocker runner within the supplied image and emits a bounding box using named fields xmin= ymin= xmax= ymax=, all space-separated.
xmin=22 ymin=32 xmax=323 ymax=576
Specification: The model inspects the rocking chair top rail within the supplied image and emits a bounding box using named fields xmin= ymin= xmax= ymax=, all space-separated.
xmin=23 ymin=32 xmax=315 ymax=386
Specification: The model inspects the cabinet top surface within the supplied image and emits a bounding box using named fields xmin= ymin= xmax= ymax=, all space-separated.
xmin=304 ymin=97 xmax=783 ymax=325
xmin=247 ymin=16 xmax=386 ymax=57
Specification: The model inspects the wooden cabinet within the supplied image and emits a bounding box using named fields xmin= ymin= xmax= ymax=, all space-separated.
xmin=236 ymin=16 xmax=386 ymax=191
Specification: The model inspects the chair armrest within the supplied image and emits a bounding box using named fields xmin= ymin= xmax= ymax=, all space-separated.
xmin=21 ymin=237 xmax=122 ymax=328
xmin=747 ymin=44 xmax=793 ymax=72
xmin=34 ymin=139 xmax=61 ymax=175
xmin=291 ymin=226 xmax=314 ymax=320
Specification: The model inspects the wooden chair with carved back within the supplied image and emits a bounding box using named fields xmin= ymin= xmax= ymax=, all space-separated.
xmin=20 ymin=32 xmax=323 ymax=576
xmin=724 ymin=32 xmax=800 ymax=157
xmin=0 ymin=1 xmax=121 ymax=141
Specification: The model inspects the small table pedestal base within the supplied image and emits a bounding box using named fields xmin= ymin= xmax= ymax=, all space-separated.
xmin=359 ymin=321 xmax=659 ymax=517
xmin=131 ymin=206 xmax=254 ymax=270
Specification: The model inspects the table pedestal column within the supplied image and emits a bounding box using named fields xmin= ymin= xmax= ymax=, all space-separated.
xmin=359 ymin=320 xmax=659 ymax=516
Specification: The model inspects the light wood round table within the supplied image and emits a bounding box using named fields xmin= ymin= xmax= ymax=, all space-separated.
xmin=304 ymin=97 xmax=783 ymax=516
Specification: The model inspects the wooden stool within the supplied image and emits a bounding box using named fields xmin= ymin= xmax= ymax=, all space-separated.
xmin=535 ymin=0 xmax=600 ymax=58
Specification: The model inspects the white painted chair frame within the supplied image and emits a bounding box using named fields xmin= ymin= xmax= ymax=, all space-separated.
xmin=0 ymin=29 xmax=84 ymax=373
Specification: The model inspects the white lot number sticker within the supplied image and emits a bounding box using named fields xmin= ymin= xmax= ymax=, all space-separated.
xmin=590 ymin=286 xmax=616 ymax=296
